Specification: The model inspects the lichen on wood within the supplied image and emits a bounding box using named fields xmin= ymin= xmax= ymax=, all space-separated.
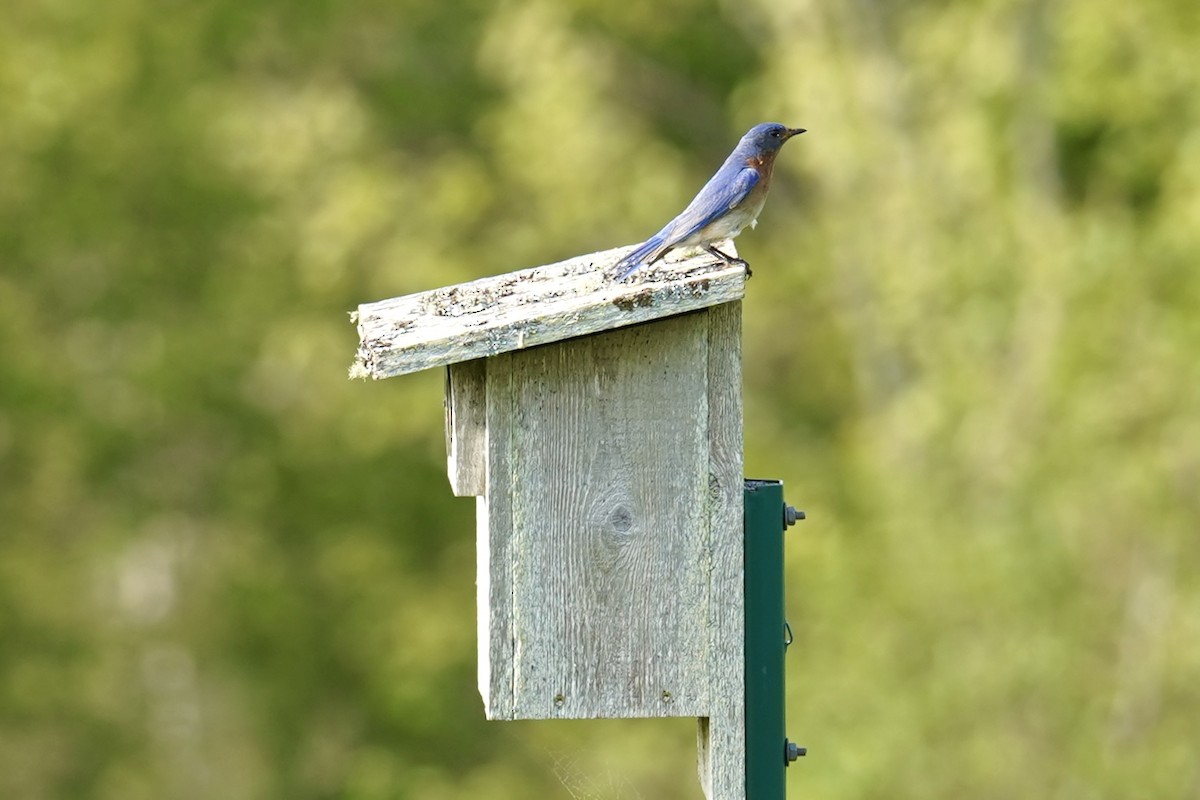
xmin=350 ymin=242 xmax=744 ymax=380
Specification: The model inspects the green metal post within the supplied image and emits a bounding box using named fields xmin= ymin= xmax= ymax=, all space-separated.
xmin=744 ymin=479 xmax=788 ymax=798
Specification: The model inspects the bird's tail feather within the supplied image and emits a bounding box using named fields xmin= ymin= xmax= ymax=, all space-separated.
xmin=613 ymin=235 xmax=667 ymax=281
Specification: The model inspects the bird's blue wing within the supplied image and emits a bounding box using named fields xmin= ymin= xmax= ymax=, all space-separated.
xmin=613 ymin=165 xmax=759 ymax=281
xmin=665 ymin=166 xmax=760 ymax=245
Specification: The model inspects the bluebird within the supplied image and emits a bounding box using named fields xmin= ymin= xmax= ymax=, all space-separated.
xmin=613 ymin=122 xmax=806 ymax=281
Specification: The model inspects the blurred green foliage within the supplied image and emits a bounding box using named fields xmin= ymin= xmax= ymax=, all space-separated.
xmin=1 ymin=0 xmax=1198 ymax=797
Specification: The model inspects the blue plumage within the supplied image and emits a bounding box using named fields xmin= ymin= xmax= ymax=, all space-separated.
xmin=614 ymin=122 xmax=805 ymax=281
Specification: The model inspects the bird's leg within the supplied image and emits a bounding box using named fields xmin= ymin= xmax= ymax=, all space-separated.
xmin=705 ymin=245 xmax=752 ymax=278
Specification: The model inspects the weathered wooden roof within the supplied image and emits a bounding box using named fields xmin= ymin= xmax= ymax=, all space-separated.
xmin=349 ymin=242 xmax=745 ymax=379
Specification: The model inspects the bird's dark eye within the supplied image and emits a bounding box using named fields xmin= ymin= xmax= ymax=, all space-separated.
xmin=771 ymin=129 xmax=781 ymax=137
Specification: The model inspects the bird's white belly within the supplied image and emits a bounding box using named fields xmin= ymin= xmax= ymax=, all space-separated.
xmin=679 ymin=195 xmax=766 ymax=246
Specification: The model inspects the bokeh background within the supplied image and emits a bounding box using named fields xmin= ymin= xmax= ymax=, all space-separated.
xmin=2 ymin=0 xmax=1198 ymax=797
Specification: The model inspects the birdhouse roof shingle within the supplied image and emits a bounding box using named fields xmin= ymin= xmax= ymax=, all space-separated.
xmin=350 ymin=243 xmax=745 ymax=379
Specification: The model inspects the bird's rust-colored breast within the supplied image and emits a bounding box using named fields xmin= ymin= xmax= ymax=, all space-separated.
xmin=745 ymin=152 xmax=778 ymax=189
xmin=747 ymin=150 xmax=781 ymax=171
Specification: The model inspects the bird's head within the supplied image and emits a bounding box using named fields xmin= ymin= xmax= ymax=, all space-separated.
xmin=740 ymin=122 xmax=806 ymax=154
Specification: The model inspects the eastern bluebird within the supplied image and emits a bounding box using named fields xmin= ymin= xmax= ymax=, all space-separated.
xmin=613 ymin=122 xmax=806 ymax=281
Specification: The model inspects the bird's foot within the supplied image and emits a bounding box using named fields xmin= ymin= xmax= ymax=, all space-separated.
xmin=705 ymin=245 xmax=751 ymax=277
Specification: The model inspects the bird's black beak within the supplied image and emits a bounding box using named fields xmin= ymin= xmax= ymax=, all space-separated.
xmin=787 ymin=127 xmax=807 ymax=138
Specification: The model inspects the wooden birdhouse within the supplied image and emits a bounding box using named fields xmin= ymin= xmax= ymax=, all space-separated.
xmin=351 ymin=243 xmax=773 ymax=799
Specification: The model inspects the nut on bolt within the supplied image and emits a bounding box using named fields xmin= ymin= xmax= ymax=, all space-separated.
xmin=784 ymin=739 xmax=807 ymax=764
xmin=784 ymin=505 xmax=806 ymax=527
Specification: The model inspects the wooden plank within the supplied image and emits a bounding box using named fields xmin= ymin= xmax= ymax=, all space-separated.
xmin=350 ymin=242 xmax=745 ymax=380
xmin=445 ymin=360 xmax=487 ymax=496
xmin=479 ymin=354 xmax=516 ymax=718
xmin=503 ymin=313 xmax=713 ymax=720
xmin=696 ymin=301 xmax=746 ymax=799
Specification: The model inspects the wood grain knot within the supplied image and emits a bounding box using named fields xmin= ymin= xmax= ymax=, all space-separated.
xmin=609 ymin=505 xmax=634 ymax=533
xmin=707 ymin=473 xmax=722 ymax=502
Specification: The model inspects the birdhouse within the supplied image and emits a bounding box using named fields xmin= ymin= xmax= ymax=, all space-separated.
xmin=352 ymin=243 xmax=758 ymax=798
